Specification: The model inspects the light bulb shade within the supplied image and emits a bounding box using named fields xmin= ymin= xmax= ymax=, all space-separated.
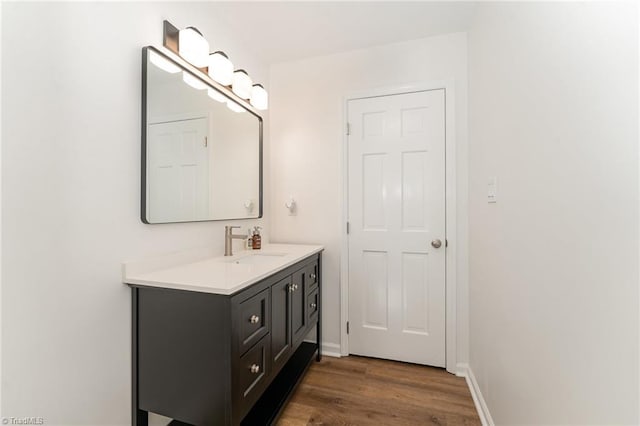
xmin=232 ymin=69 xmax=252 ymax=99
xmin=207 ymin=88 xmax=227 ymax=103
xmin=149 ymin=50 xmax=180 ymax=74
xmin=226 ymin=99 xmax=245 ymax=113
xmin=178 ymin=27 xmax=209 ymax=67
xmin=208 ymin=51 xmax=234 ymax=86
xmin=250 ymin=84 xmax=268 ymax=110
xmin=182 ymin=71 xmax=207 ymax=90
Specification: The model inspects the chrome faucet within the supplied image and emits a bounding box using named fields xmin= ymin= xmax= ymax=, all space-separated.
xmin=224 ymin=226 xmax=246 ymax=256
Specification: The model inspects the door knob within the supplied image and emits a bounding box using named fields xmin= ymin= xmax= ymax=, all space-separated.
xmin=250 ymin=364 xmax=260 ymax=374
xmin=249 ymin=315 xmax=260 ymax=324
xmin=431 ymin=239 xmax=442 ymax=249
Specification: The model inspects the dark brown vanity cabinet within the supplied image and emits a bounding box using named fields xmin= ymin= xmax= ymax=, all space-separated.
xmin=131 ymin=253 xmax=321 ymax=426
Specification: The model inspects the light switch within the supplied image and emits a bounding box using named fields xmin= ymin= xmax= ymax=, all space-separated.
xmin=487 ymin=176 xmax=497 ymax=203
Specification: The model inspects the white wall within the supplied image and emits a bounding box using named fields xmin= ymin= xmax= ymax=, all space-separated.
xmin=468 ymin=2 xmax=639 ymax=424
xmin=0 ymin=1 xmax=4 ymax=419
xmin=1 ymin=3 xmax=269 ymax=424
xmin=269 ymin=33 xmax=469 ymax=364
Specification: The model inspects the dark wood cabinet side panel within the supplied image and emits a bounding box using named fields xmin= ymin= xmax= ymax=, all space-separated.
xmin=138 ymin=288 xmax=232 ymax=425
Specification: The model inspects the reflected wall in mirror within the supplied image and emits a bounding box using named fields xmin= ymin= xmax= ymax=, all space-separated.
xmin=142 ymin=46 xmax=262 ymax=223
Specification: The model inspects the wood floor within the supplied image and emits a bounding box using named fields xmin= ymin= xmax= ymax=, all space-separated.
xmin=277 ymin=356 xmax=480 ymax=426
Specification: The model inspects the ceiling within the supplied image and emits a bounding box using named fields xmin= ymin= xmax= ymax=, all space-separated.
xmin=210 ymin=2 xmax=477 ymax=65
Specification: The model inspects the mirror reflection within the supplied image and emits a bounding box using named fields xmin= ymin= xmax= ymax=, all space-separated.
xmin=142 ymin=47 xmax=262 ymax=224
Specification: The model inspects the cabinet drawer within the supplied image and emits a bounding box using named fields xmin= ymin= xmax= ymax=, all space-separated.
xmin=305 ymin=262 xmax=319 ymax=293
xmin=307 ymin=288 xmax=319 ymax=324
xmin=237 ymin=288 xmax=270 ymax=356
xmin=237 ymin=334 xmax=269 ymax=418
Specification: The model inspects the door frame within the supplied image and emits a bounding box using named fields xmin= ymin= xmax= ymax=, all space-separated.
xmin=340 ymin=80 xmax=459 ymax=374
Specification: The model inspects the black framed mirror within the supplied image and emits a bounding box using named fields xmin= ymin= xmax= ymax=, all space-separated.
xmin=141 ymin=46 xmax=263 ymax=224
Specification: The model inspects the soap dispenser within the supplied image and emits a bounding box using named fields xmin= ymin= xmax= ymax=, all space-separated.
xmin=246 ymin=228 xmax=254 ymax=250
xmin=252 ymin=226 xmax=262 ymax=250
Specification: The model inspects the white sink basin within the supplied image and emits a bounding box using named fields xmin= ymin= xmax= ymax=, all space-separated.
xmin=226 ymin=252 xmax=287 ymax=265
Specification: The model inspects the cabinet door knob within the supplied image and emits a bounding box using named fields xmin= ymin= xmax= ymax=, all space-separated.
xmin=310 ymin=273 xmax=317 ymax=280
xmin=292 ymin=284 xmax=298 ymax=291
xmin=249 ymin=315 xmax=260 ymax=324
xmin=250 ymin=364 xmax=260 ymax=374
xmin=310 ymin=303 xmax=317 ymax=309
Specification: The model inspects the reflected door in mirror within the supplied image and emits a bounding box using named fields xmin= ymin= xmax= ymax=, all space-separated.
xmin=147 ymin=117 xmax=209 ymax=223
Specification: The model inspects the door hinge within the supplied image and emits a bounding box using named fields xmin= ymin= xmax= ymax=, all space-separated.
xmin=204 ymin=136 xmax=208 ymax=147
xmin=346 ymin=221 xmax=350 ymax=234
xmin=446 ymin=239 xmax=448 ymax=247
xmin=346 ymin=122 xmax=351 ymax=136
xmin=346 ymin=321 xmax=350 ymax=334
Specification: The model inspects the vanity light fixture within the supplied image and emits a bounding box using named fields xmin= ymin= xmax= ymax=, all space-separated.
xmin=163 ymin=20 xmax=268 ymax=110
xmin=182 ymin=71 xmax=207 ymax=90
xmin=207 ymin=88 xmax=227 ymax=103
xmin=178 ymin=26 xmax=209 ymax=68
xmin=208 ymin=51 xmax=234 ymax=86
xmin=250 ymin=84 xmax=268 ymax=110
xmin=226 ymin=99 xmax=245 ymax=113
xmin=149 ymin=50 xmax=180 ymax=73
xmin=232 ymin=69 xmax=252 ymax=100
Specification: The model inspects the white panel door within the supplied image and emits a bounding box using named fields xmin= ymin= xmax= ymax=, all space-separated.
xmin=348 ymin=89 xmax=446 ymax=366
xmin=147 ymin=118 xmax=209 ymax=223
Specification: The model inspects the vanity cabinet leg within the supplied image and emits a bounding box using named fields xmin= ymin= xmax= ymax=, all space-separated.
xmin=132 ymin=288 xmax=149 ymax=426
xmin=316 ymin=257 xmax=322 ymax=362
xmin=134 ymin=409 xmax=148 ymax=426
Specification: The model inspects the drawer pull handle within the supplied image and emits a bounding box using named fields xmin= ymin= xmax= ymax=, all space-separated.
xmin=249 ymin=315 xmax=260 ymax=324
xmin=250 ymin=364 xmax=260 ymax=374
xmin=310 ymin=303 xmax=317 ymax=309
xmin=310 ymin=273 xmax=317 ymax=280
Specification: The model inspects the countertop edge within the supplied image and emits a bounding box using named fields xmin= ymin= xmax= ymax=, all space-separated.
xmin=123 ymin=245 xmax=324 ymax=295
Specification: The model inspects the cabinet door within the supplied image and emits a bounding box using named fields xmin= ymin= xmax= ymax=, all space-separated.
xmin=270 ymin=276 xmax=291 ymax=374
xmin=291 ymin=267 xmax=307 ymax=346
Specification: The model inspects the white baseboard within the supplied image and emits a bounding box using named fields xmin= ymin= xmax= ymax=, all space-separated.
xmin=455 ymin=362 xmax=469 ymax=377
xmin=321 ymin=342 xmax=342 ymax=358
xmin=456 ymin=363 xmax=494 ymax=426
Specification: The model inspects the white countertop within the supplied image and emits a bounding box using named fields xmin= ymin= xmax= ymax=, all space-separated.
xmin=122 ymin=243 xmax=323 ymax=295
